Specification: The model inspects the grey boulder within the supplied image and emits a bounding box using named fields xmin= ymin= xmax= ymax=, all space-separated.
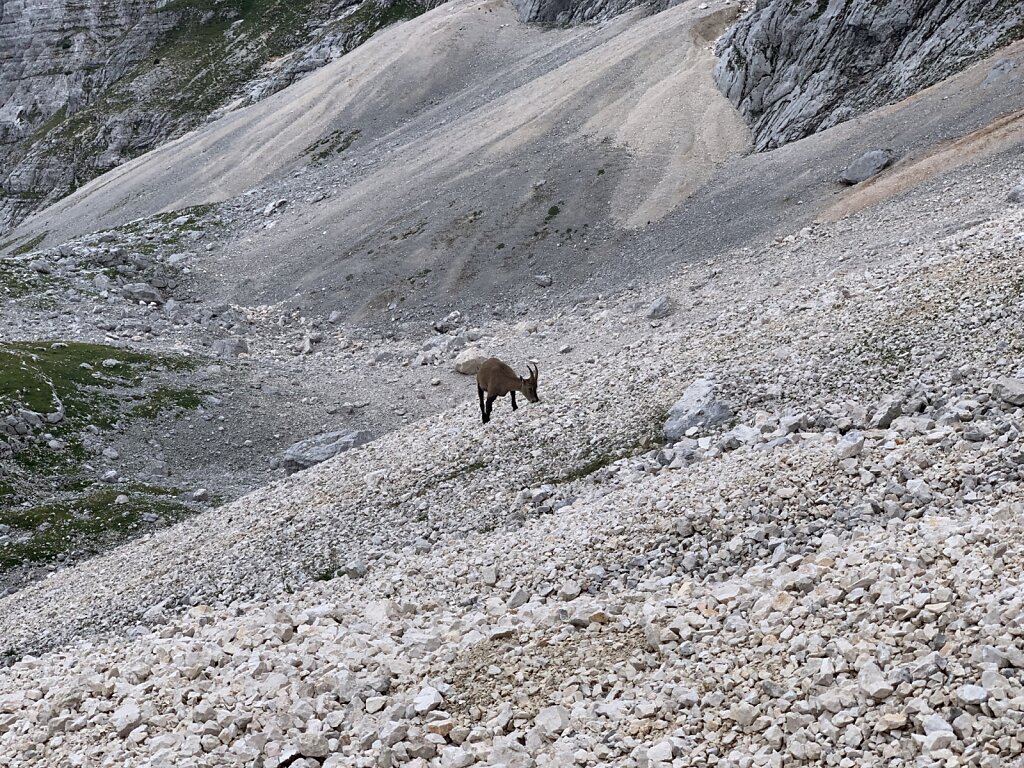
xmin=664 ymin=379 xmax=733 ymax=441
xmin=993 ymin=377 xmax=1024 ymax=407
xmin=454 ymin=347 xmax=489 ymax=375
xmin=121 ymin=283 xmax=165 ymax=304
xmin=282 ymin=429 xmax=373 ymax=473
xmin=835 ymin=431 xmax=865 ymax=459
xmin=839 ymin=150 xmax=897 ymax=185
xmin=646 ymin=295 xmax=676 ymax=320
xmin=212 ymin=337 xmax=249 ymax=357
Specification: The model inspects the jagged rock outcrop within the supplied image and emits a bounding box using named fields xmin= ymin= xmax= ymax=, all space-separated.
xmin=0 ymin=0 xmax=179 ymax=230
xmin=715 ymin=0 xmax=1024 ymax=151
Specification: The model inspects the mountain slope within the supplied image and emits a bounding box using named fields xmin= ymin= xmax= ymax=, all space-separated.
xmin=0 ymin=0 xmax=670 ymax=236
xmin=7 ymin=0 xmax=751 ymax=319
xmin=2 ymin=146 xmax=1024 ymax=765
xmin=0 ymin=0 xmax=446 ymax=234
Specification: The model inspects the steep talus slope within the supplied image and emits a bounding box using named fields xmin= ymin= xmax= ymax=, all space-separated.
xmin=8 ymin=0 xmax=751 ymax=319
xmin=2 ymin=154 xmax=1024 ymax=763
xmin=0 ymin=320 xmax=675 ymax=655
xmin=0 ymin=0 xmax=447 ymax=235
xmin=715 ymin=0 xmax=1024 ymax=150
xmin=0 ymin=0 xmax=678 ymax=235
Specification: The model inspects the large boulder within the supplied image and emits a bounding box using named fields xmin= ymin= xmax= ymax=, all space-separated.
xmin=839 ymin=149 xmax=897 ymax=185
xmin=454 ymin=348 xmax=489 ymax=375
xmin=121 ymin=283 xmax=164 ymax=304
xmin=993 ymin=377 xmax=1024 ymax=407
xmin=1009 ymin=178 xmax=1024 ymax=204
xmin=282 ymin=429 xmax=373 ymax=473
xmin=212 ymin=337 xmax=249 ymax=357
xmin=663 ymin=379 xmax=732 ymax=441
xmin=645 ymin=295 xmax=676 ymax=320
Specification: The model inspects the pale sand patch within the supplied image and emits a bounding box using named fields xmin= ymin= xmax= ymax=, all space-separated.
xmin=581 ymin=6 xmax=751 ymax=228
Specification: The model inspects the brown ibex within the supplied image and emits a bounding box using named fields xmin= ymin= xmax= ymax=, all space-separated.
xmin=476 ymin=358 xmax=539 ymax=424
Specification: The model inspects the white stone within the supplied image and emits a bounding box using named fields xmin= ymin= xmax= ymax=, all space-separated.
xmin=921 ymin=714 xmax=953 ymax=735
xmin=414 ymin=686 xmax=444 ymax=714
xmin=111 ymin=701 xmax=142 ymax=738
xmin=835 ymin=431 xmax=865 ymax=459
xmin=647 ymin=739 xmax=674 ymax=762
xmin=729 ymin=701 xmax=759 ymax=726
xmin=957 ymin=685 xmax=989 ymax=705
xmin=454 ymin=348 xmax=489 ymax=375
xmin=858 ymin=662 xmax=893 ymax=699
xmin=534 ymin=705 xmax=569 ymax=736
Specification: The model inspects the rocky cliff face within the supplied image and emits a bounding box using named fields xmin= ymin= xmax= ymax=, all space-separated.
xmin=715 ymin=0 xmax=1024 ymax=151
xmin=0 ymin=0 xmax=178 ymax=230
xmin=0 ymin=0 xmax=441 ymax=235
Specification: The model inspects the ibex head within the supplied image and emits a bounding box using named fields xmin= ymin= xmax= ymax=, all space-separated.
xmin=520 ymin=363 xmax=540 ymax=403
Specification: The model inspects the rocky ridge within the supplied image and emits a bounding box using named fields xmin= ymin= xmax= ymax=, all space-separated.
xmin=715 ymin=0 xmax=1024 ymax=151
xmin=2 ymin=156 xmax=1024 ymax=765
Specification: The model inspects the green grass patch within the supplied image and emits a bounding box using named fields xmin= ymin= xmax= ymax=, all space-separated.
xmin=0 ymin=487 xmax=191 ymax=569
xmin=0 ymin=236 xmax=25 ymax=252
xmin=313 ymin=567 xmax=338 ymax=582
xmin=129 ymin=387 xmax=206 ymax=419
xmin=0 ymin=341 xmax=187 ymax=415
xmin=10 ymin=233 xmax=47 ymax=256
xmin=0 ymin=260 xmax=46 ymax=299
xmin=28 ymin=106 xmax=67 ymax=147
xmin=540 ymin=418 xmax=663 ymax=486
xmin=997 ymin=21 xmax=1024 ymax=48
xmin=545 ymin=452 xmax=620 ymax=485
xmin=0 ymin=341 xmax=202 ymax=476
xmin=116 ymin=203 xmax=218 ymax=238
